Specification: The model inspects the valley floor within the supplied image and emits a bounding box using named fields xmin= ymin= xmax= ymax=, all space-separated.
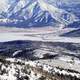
xmin=0 ymin=27 xmax=80 ymax=43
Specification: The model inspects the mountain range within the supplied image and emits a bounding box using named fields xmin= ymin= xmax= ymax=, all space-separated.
xmin=0 ymin=0 xmax=80 ymax=27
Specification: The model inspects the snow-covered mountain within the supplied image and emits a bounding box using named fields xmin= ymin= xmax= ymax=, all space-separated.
xmin=0 ymin=0 xmax=80 ymax=27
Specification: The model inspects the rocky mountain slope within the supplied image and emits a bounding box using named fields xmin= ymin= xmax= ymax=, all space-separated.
xmin=0 ymin=0 xmax=79 ymax=27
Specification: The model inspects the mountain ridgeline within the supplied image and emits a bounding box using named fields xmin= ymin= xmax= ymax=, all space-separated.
xmin=0 ymin=0 xmax=80 ymax=27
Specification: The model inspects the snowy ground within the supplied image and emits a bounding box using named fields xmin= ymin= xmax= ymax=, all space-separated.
xmin=35 ymin=58 xmax=80 ymax=72
xmin=0 ymin=27 xmax=80 ymax=79
xmin=1 ymin=32 xmax=80 ymax=43
xmin=0 ymin=27 xmax=80 ymax=43
xmin=0 ymin=57 xmax=79 ymax=80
